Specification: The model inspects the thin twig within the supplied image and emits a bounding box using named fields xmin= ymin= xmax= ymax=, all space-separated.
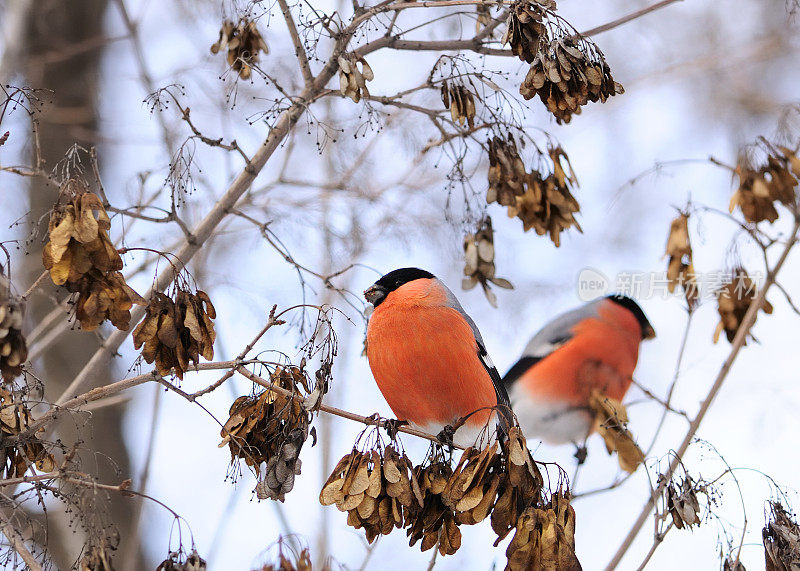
xmin=581 ymin=0 xmax=684 ymax=37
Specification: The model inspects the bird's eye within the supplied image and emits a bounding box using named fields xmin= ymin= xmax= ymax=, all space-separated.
xmin=395 ymin=280 xmax=403 ymax=287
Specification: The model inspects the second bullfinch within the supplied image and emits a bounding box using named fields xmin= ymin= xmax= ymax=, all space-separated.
xmin=502 ymin=295 xmax=655 ymax=448
xmin=364 ymin=267 xmax=511 ymax=449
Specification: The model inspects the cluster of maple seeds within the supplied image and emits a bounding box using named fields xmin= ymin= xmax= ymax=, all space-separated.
xmin=587 ymin=390 xmax=643 ymax=474
xmin=220 ymin=366 xmax=311 ymax=501
xmin=763 ymin=501 xmax=800 ymax=571
xmin=504 ymin=0 xmax=622 ymax=123
xmin=664 ymin=474 xmax=703 ymax=530
xmin=664 ymin=213 xmax=698 ymax=308
xmin=338 ymin=54 xmax=374 ymax=103
xmin=255 ymin=540 xmax=311 ymax=571
xmin=713 ymin=267 xmax=773 ymax=344
xmin=210 ymin=19 xmax=269 ymax=80
xmin=462 ymin=218 xmax=513 ymax=307
xmin=1 ymin=387 xmax=55 ymax=478
xmin=320 ymin=428 xmax=581 ymax=568
xmin=0 ymin=278 xmax=27 ymax=383
xmin=42 ymin=184 xmax=143 ymax=331
xmin=487 ymin=136 xmax=581 ymax=246
xmin=506 ymin=491 xmax=580 ymax=570
xmin=441 ymin=81 xmax=477 ymax=128
xmin=132 ymin=289 xmax=216 ymax=379
xmin=155 ymin=549 xmax=207 ymax=571
xmin=729 ymin=145 xmax=799 ymax=224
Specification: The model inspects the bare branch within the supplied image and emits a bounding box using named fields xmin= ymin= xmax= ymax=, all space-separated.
xmin=277 ymin=0 xmax=315 ymax=86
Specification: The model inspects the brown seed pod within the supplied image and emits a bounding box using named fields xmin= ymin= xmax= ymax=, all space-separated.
xmin=462 ymin=218 xmax=514 ymax=307
xmin=0 ymin=273 xmax=28 ymax=383
xmin=0 ymin=387 xmax=56 ymax=478
xmin=713 ymin=268 xmax=773 ymax=344
xmin=664 ymin=213 xmax=698 ymax=308
xmin=338 ymin=53 xmax=374 ymax=103
xmin=587 ymin=390 xmax=643 ymax=474
xmin=729 ymin=146 xmax=798 ymax=224
xmin=503 ymin=145 xmax=582 ymax=246
xmin=132 ymin=289 xmax=216 ymax=378
xmin=211 ymin=19 xmax=269 ymax=79
xmin=763 ymin=501 xmax=800 ymax=571
xmin=221 ymin=366 xmax=312 ymax=502
xmin=42 ymin=182 xmax=144 ymax=331
xmin=665 ymin=475 xmax=702 ymax=530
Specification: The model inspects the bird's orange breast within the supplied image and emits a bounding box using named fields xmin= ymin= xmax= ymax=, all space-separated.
xmin=366 ymin=279 xmax=496 ymax=429
xmin=519 ymin=299 xmax=642 ymax=404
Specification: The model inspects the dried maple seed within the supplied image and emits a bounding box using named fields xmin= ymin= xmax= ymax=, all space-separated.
xmin=665 ymin=475 xmax=702 ymax=530
xmin=0 ymin=388 xmax=56 ymax=478
xmin=729 ymin=144 xmax=798 ymax=224
xmin=441 ymin=81 xmax=478 ymax=128
xmin=462 ymin=217 xmax=513 ymax=307
xmin=500 ymin=144 xmax=582 ymax=246
xmin=0 ymin=274 xmax=28 ymax=383
xmin=338 ymin=53 xmax=374 ymax=103
xmin=133 ymin=289 xmax=216 ymax=379
xmin=763 ymin=501 xmax=800 ymax=571
xmin=42 ymin=181 xmax=144 ymax=331
xmin=220 ymin=366 xmax=312 ymax=501
xmin=713 ymin=267 xmax=773 ymax=344
xmin=664 ymin=213 xmax=698 ymax=308
xmin=505 ymin=1 xmax=623 ymax=123
xmin=588 ymin=390 xmax=643 ymax=473
xmin=210 ymin=19 xmax=269 ymax=79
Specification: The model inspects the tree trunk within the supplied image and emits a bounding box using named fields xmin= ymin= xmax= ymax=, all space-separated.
xmin=21 ymin=1 xmax=145 ymax=568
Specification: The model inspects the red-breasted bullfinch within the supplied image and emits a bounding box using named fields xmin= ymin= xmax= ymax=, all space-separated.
xmin=502 ymin=295 xmax=655 ymax=448
xmin=364 ymin=268 xmax=511 ymax=449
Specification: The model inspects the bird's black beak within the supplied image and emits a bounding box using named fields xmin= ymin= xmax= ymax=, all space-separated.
xmin=642 ymin=323 xmax=656 ymax=340
xmin=364 ymin=284 xmax=388 ymax=307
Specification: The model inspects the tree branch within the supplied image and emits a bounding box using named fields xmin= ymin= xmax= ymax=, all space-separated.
xmin=277 ymin=0 xmax=314 ymax=87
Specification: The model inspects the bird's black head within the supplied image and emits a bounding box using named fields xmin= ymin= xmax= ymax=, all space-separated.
xmin=364 ymin=267 xmax=435 ymax=307
xmin=606 ymin=294 xmax=656 ymax=340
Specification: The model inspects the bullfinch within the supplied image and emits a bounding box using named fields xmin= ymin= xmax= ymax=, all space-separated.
xmin=364 ymin=267 xmax=511 ymax=449
xmin=502 ymin=295 xmax=655 ymax=449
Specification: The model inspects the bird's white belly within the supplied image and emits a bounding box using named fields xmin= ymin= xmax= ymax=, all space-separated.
xmin=509 ymin=384 xmax=592 ymax=445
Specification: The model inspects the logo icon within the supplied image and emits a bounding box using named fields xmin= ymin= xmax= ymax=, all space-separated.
xmin=577 ymin=268 xmax=609 ymax=301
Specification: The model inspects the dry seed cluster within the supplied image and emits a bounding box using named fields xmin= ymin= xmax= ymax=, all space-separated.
xmin=255 ymin=543 xmax=312 ymax=571
xmin=730 ymin=146 xmax=799 ymax=224
xmin=220 ymin=366 xmax=311 ymax=501
xmin=763 ymin=501 xmax=800 ymax=571
xmin=0 ymin=278 xmax=27 ymax=383
xmin=505 ymin=491 xmax=580 ymax=571
xmin=665 ymin=475 xmax=702 ymax=530
xmin=487 ymin=135 xmax=529 ymax=207
xmin=504 ymin=1 xmax=622 ymax=123
xmin=462 ymin=218 xmax=513 ymax=307
xmin=156 ymin=550 xmax=207 ymax=571
xmin=521 ymin=37 xmax=623 ymax=124
xmin=441 ymin=81 xmax=477 ymax=128
xmin=210 ymin=19 xmax=269 ymax=80
xmin=503 ymin=0 xmax=552 ymax=63
xmin=318 ymin=427 xmax=579 ymax=568
xmin=338 ymin=54 xmax=374 ymax=103
xmin=321 ymin=445 xmax=418 ymax=545
xmin=80 ymin=546 xmax=115 ymax=571
xmin=42 ymin=185 xmax=143 ymax=331
xmin=713 ymin=268 xmax=773 ymax=344
xmin=664 ymin=214 xmax=698 ymax=307
xmin=587 ymin=390 xmax=643 ymax=474
xmin=487 ymin=138 xmax=581 ymax=246
xmin=1 ymin=387 xmax=55 ymax=478
xmin=132 ymin=290 xmax=216 ymax=379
